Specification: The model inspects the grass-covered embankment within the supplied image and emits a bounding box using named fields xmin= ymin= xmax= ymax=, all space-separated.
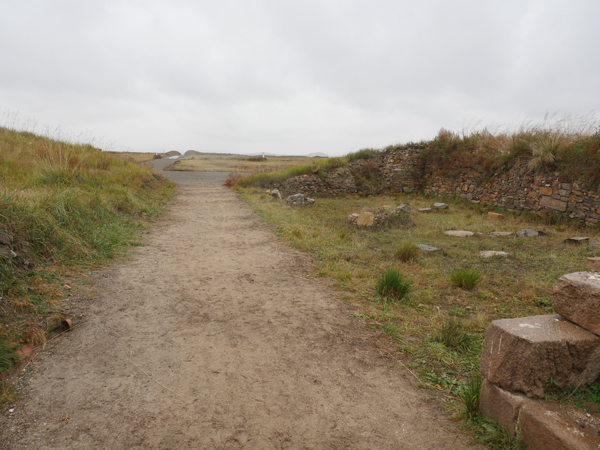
xmin=0 ymin=127 xmax=176 ymax=390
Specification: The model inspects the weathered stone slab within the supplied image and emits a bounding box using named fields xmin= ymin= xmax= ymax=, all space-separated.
xmin=490 ymin=231 xmax=514 ymax=237
xmin=585 ymin=257 xmax=600 ymax=272
xmin=356 ymin=212 xmax=374 ymax=227
xmin=418 ymin=244 xmax=439 ymax=252
xmin=563 ymin=237 xmax=589 ymax=245
xmin=480 ymin=315 xmax=600 ymax=397
xmin=479 ymin=251 xmax=509 ymax=258
xmin=539 ymin=186 xmax=553 ymax=196
xmin=479 ymin=379 xmax=527 ymax=436
xmin=517 ymin=229 xmax=538 ymax=237
xmin=540 ymin=196 xmax=567 ymax=211
xmin=553 ymin=272 xmax=600 ymax=335
xmin=520 ymin=401 xmax=600 ymax=450
xmin=417 ymin=207 xmax=432 ymax=213
xmin=488 ymin=212 xmax=504 ymax=220
xmin=433 ymin=202 xmax=448 ymax=209
xmin=444 ymin=230 xmax=474 ymax=237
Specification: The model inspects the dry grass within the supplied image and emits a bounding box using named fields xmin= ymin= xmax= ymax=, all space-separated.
xmin=0 ymin=126 xmax=176 ymax=393
xmin=425 ymin=113 xmax=600 ymax=181
xmin=166 ymin=153 xmax=325 ymax=173
xmin=239 ymin=188 xmax=598 ymax=402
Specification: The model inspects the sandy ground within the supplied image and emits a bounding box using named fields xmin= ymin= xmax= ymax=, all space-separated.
xmin=1 ymin=173 xmax=482 ymax=449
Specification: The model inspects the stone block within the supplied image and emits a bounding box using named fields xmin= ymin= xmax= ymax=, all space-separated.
xmin=356 ymin=212 xmax=374 ymax=227
xmin=540 ymin=196 xmax=567 ymax=211
xmin=540 ymin=186 xmax=553 ymax=195
xmin=553 ymin=272 xmax=600 ymax=335
xmin=487 ymin=212 xmax=504 ymax=220
xmin=480 ymin=315 xmax=600 ymax=397
xmin=519 ymin=401 xmax=600 ymax=450
xmin=479 ymin=379 xmax=527 ymax=436
xmin=585 ymin=257 xmax=600 ymax=272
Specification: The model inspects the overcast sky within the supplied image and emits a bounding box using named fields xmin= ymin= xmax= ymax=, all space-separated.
xmin=1 ymin=0 xmax=598 ymax=155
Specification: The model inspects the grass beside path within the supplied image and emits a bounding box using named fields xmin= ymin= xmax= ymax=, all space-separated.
xmin=0 ymin=127 xmax=176 ymax=400
xmin=239 ymin=188 xmax=599 ymax=447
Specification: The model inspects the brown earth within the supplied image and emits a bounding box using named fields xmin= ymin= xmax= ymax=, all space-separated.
xmin=0 ymin=174 xmax=481 ymax=449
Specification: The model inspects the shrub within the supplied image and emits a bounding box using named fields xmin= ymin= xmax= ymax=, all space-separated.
xmin=375 ymin=269 xmax=412 ymax=301
xmin=395 ymin=242 xmax=419 ymax=262
xmin=451 ymin=268 xmax=482 ymax=290
xmin=432 ymin=318 xmax=474 ymax=353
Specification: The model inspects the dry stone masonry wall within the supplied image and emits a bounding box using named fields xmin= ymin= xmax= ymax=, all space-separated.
xmin=273 ymin=145 xmax=600 ymax=224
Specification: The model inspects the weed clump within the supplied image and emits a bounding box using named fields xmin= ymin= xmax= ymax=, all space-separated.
xmin=451 ymin=268 xmax=482 ymax=290
xmin=375 ymin=269 xmax=412 ymax=301
xmin=459 ymin=373 xmax=483 ymax=419
xmin=395 ymin=242 xmax=419 ymax=262
xmin=432 ymin=318 xmax=474 ymax=353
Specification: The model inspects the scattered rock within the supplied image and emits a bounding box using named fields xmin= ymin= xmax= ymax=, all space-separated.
xmin=480 ymin=251 xmax=509 ymax=258
xmin=395 ymin=204 xmax=411 ymax=214
xmin=517 ymin=229 xmax=539 ymax=237
xmin=433 ymin=203 xmax=448 ymax=210
xmin=418 ymin=208 xmax=432 ymax=213
xmin=480 ymin=314 xmax=600 ymax=397
xmin=271 ymin=189 xmax=282 ymax=200
xmin=347 ymin=213 xmax=360 ymax=224
xmin=553 ymin=272 xmax=600 ymax=335
xmin=444 ymin=230 xmax=475 ymax=237
xmin=377 ymin=205 xmax=390 ymax=212
xmin=490 ymin=231 xmax=514 ymax=237
xmin=418 ymin=244 xmax=439 ymax=252
xmin=356 ymin=212 xmax=374 ymax=227
xmin=285 ymin=193 xmax=314 ymax=205
xmin=488 ymin=212 xmax=505 ymax=220
xmin=360 ymin=207 xmax=373 ymax=213
xmin=585 ymin=257 xmax=600 ymax=272
xmin=563 ymin=237 xmax=589 ymax=245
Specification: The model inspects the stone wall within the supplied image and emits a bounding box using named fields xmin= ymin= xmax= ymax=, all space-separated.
xmin=270 ymin=145 xmax=600 ymax=224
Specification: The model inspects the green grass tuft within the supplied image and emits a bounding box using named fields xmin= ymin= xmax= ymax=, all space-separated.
xmin=459 ymin=373 xmax=483 ymax=419
xmin=395 ymin=242 xmax=419 ymax=262
xmin=450 ymin=268 xmax=483 ymax=290
xmin=375 ymin=269 xmax=412 ymax=301
xmin=0 ymin=338 xmax=19 ymax=373
xmin=432 ymin=318 xmax=475 ymax=353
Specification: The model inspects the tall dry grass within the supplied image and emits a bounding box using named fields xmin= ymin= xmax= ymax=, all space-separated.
xmin=0 ymin=126 xmax=176 ymax=385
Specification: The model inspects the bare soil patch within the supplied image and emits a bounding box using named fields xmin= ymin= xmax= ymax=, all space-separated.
xmin=1 ymin=181 xmax=480 ymax=449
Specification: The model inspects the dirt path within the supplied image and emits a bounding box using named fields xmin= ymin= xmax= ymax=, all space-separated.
xmin=1 ymin=179 xmax=481 ymax=449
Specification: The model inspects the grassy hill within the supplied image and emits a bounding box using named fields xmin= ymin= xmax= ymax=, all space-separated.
xmin=0 ymin=127 xmax=176 ymax=390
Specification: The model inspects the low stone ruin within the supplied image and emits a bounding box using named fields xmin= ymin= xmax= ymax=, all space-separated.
xmin=285 ymin=193 xmax=315 ymax=205
xmin=479 ymin=271 xmax=600 ymax=448
xmin=347 ymin=204 xmax=411 ymax=228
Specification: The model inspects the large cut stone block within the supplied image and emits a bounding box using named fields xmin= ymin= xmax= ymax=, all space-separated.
xmin=519 ymin=401 xmax=600 ymax=450
xmin=480 ymin=315 xmax=600 ymax=397
xmin=553 ymin=272 xmax=600 ymax=336
xmin=480 ymin=379 xmax=600 ymax=448
xmin=479 ymin=379 xmax=527 ymax=436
